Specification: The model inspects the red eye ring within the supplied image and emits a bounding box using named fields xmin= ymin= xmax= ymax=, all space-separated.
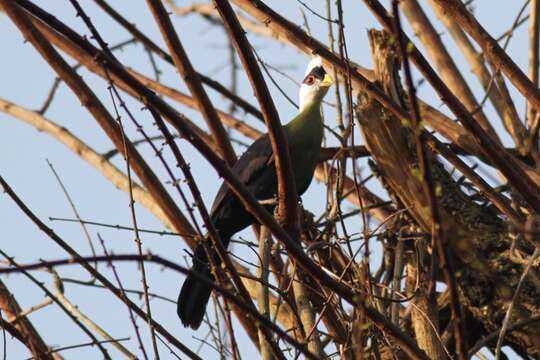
xmin=305 ymin=75 xmax=315 ymax=85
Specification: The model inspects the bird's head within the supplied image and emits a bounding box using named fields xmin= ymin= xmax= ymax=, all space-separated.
xmin=299 ymin=56 xmax=333 ymax=111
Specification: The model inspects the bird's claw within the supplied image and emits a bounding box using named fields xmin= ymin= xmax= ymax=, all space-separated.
xmin=258 ymin=197 xmax=277 ymax=206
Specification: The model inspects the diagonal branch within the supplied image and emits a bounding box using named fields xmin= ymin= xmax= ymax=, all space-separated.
xmin=426 ymin=0 xmax=526 ymax=151
xmin=92 ymin=0 xmax=263 ymax=123
xmin=432 ymin=0 xmax=540 ymax=111
xmin=0 ymin=280 xmax=54 ymax=360
xmin=400 ymin=0 xmax=498 ymax=142
xmin=145 ymin=0 xmax=237 ymax=165
xmin=0 ymin=98 xmax=179 ymax=231
xmin=4 ymin=1 xmax=195 ymax=240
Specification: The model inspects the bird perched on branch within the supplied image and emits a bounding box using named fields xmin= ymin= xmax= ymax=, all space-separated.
xmin=177 ymin=57 xmax=333 ymax=329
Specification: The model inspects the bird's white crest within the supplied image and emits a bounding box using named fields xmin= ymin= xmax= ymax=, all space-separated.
xmin=304 ymin=56 xmax=323 ymax=77
xmin=299 ymin=56 xmax=329 ymax=111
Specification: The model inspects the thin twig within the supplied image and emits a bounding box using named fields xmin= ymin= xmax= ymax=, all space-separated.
xmin=0 ymin=249 xmax=111 ymax=359
xmin=49 ymin=217 xmax=182 ymax=237
xmin=495 ymin=247 xmax=540 ymax=359
xmin=46 ymin=159 xmax=98 ymax=271
xmin=50 ymin=268 xmax=137 ymax=359
xmin=97 ymin=234 xmax=148 ymax=359
xmin=37 ymin=337 xmax=130 ymax=359
xmin=7 ymin=299 xmax=53 ymax=324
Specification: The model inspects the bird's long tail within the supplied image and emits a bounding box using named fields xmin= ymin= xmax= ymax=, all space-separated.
xmin=177 ymin=239 xmax=227 ymax=329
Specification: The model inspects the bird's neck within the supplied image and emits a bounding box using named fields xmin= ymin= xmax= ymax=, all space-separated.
xmin=283 ymin=97 xmax=324 ymax=194
xmin=286 ymin=99 xmax=323 ymax=134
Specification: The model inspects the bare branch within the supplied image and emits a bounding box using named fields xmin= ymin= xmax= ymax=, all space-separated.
xmin=401 ymin=0 xmax=498 ymax=142
xmin=427 ymin=0 xmax=526 ymax=150
xmin=431 ymin=0 xmax=540 ymax=111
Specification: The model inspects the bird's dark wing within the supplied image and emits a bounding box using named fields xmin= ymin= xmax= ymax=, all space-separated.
xmin=179 ymin=134 xmax=276 ymax=329
xmin=210 ymin=134 xmax=276 ymax=216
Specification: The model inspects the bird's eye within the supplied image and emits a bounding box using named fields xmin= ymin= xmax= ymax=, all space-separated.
xmin=304 ymin=75 xmax=315 ymax=85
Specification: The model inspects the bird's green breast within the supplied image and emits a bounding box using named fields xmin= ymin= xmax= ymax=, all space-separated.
xmin=284 ymin=103 xmax=324 ymax=195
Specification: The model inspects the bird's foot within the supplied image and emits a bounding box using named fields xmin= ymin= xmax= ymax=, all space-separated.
xmin=258 ymin=196 xmax=304 ymax=206
xmin=258 ymin=197 xmax=277 ymax=206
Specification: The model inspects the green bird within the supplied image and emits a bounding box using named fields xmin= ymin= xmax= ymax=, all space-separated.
xmin=177 ymin=58 xmax=333 ymax=329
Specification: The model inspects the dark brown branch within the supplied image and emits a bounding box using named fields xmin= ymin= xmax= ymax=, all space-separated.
xmin=145 ymin=0 xmax=237 ymax=165
xmin=6 ymin=1 xmax=196 ymax=241
xmin=92 ymin=0 xmax=263 ymax=121
xmin=397 ymin=4 xmax=468 ymax=359
xmin=0 ymin=314 xmax=28 ymax=350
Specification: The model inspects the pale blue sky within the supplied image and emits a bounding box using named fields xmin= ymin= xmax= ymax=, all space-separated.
xmin=0 ymin=1 xmax=530 ymax=358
